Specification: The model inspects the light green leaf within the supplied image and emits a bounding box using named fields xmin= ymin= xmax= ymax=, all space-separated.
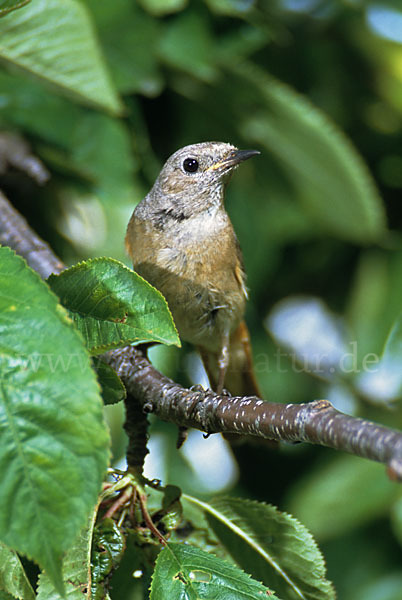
xmin=0 ymin=0 xmax=30 ymax=17
xmin=288 ymin=455 xmax=398 ymax=541
xmin=0 ymin=542 xmax=35 ymax=600
xmin=48 ymin=258 xmax=180 ymax=354
xmin=0 ymin=0 xmax=122 ymax=114
xmin=185 ymin=495 xmax=335 ymax=600
xmin=93 ymin=357 xmax=126 ymax=405
xmin=235 ymin=62 xmax=386 ymax=243
xmin=0 ymin=247 xmax=110 ymax=593
xmin=36 ymin=509 xmax=97 ymax=600
xmin=356 ymin=310 xmax=402 ymax=402
xmin=150 ymin=542 xmax=279 ymax=599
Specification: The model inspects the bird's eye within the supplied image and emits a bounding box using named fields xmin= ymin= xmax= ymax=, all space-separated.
xmin=183 ymin=158 xmax=199 ymax=173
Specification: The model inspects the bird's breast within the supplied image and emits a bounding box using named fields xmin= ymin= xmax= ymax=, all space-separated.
xmin=126 ymin=210 xmax=246 ymax=351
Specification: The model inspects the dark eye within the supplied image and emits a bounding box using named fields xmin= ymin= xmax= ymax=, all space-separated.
xmin=183 ymin=158 xmax=199 ymax=173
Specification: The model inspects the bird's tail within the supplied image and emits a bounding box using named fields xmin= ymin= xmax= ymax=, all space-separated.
xmin=199 ymin=320 xmax=262 ymax=398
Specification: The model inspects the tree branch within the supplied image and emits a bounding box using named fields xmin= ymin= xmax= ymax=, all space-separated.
xmin=1 ymin=191 xmax=402 ymax=481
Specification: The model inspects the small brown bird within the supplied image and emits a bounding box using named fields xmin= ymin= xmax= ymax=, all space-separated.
xmin=126 ymin=141 xmax=262 ymax=397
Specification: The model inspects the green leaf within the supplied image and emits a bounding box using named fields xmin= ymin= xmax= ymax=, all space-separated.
xmin=37 ymin=510 xmax=126 ymax=600
xmin=138 ymin=0 xmax=187 ymax=17
xmin=48 ymin=258 xmax=180 ymax=354
xmin=356 ymin=309 xmax=402 ymax=402
xmin=66 ymin=111 xmax=138 ymax=204
xmin=36 ymin=510 xmax=97 ymax=600
xmin=91 ymin=518 xmax=126 ymax=598
xmin=0 ymin=247 xmax=110 ymax=593
xmin=158 ymin=12 xmax=218 ymax=82
xmin=376 ymin=307 xmax=402 ymax=366
xmin=0 ymin=71 xmax=138 ymax=209
xmin=235 ymin=62 xmax=386 ymax=243
xmin=0 ymin=0 xmax=122 ymax=114
xmin=287 ymin=455 xmax=398 ymax=541
xmin=185 ymin=495 xmax=335 ymax=600
xmin=93 ymin=358 xmax=126 ymax=405
xmin=391 ymin=495 xmax=402 ymax=549
xmin=0 ymin=542 xmax=35 ymax=600
xmin=0 ymin=0 xmax=30 ymax=17
xmin=83 ymin=0 xmax=164 ymax=96
xmin=206 ymin=0 xmax=254 ymax=16
xmin=150 ymin=542 xmax=279 ymax=599
xmin=0 ymin=591 xmax=15 ymax=600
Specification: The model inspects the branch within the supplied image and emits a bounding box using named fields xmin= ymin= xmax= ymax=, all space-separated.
xmin=1 ymin=191 xmax=402 ymax=481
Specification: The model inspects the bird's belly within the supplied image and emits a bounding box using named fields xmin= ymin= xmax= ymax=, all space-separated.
xmin=134 ymin=246 xmax=245 ymax=352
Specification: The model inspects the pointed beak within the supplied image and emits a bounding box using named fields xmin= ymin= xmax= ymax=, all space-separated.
xmin=207 ymin=149 xmax=260 ymax=172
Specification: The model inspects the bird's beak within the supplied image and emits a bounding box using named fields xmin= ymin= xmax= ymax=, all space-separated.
xmin=207 ymin=149 xmax=260 ymax=172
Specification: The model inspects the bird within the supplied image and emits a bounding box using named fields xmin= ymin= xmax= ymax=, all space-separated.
xmin=125 ymin=141 xmax=262 ymax=398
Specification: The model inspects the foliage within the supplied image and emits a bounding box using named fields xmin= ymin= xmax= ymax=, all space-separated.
xmin=0 ymin=0 xmax=402 ymax=599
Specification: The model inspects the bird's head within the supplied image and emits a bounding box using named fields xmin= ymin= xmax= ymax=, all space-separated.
xmin=150 ymin=141 xmax=260 ymax=218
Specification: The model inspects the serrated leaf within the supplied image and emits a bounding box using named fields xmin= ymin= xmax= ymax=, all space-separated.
xmin=92 ymin=358 xmax=126 ymax=405
xmin=36 ymin=507 xmax=98 ymax=600
xmin=0 ymin=0 xmax=30 ymax=17
xmin=150 ymin=542 xmax=279 ymax=599
xmin=184 ymin=495 xmax=335 ymax=600
xmin=0 ymin=542 xmax=35 ymax=600
xmin=0 ymin=247 xmax=110 ymax=593
xmin=0 ymin=0 xmax=122 ymax=114
xmin=235 ymin=62 xmax=386 ymax=243
xmin=91 ymin=518 xmax=126 ymax=598
xmin=48 ymin=258 xmax=180 ymax=353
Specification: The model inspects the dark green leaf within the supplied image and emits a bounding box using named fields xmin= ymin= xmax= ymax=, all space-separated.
xmin=0 ymin=542 xmax=35 ymax=600
xmin=138 ymin=0 xmax=187 ymax=17
xmin=185 ymin=495 xmax=335 ymax=600
xmin=0 ymin=0 xmax=122 ymax=114
xmin=206 ymin=0 xmax=255 ymax=16
xmin=0 ymin=71 xmax=138 ymax=210
xmin=48 ymin=258 xmax=180 ymax=353
xmin=66 ymin=111 xmax=138 ymax=204
xmin=91 ymin=518 xmax=126 ymax=598
xmin=158 ymin=12 xmax=218 ymax=82
xmin=150 ymin=543 xmax=279 ymax=599
xmin=92 ymin=358 xmax=126 ymax=405
xmin=287 ymin=455 xmax=398 ymax=541
xmin=391 ymin=495 xmax=402 ymax=548
xmin=235 ymin=63 xmax=386 ymax=243
xmin=0 ymin=247 xmax=110 ymax=593
xmin=83 ymin=0 xmax=164 ymax=96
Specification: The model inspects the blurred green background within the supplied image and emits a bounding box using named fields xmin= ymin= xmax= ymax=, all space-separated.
xmin=1 ymin=0 xmax=402 ymax=597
